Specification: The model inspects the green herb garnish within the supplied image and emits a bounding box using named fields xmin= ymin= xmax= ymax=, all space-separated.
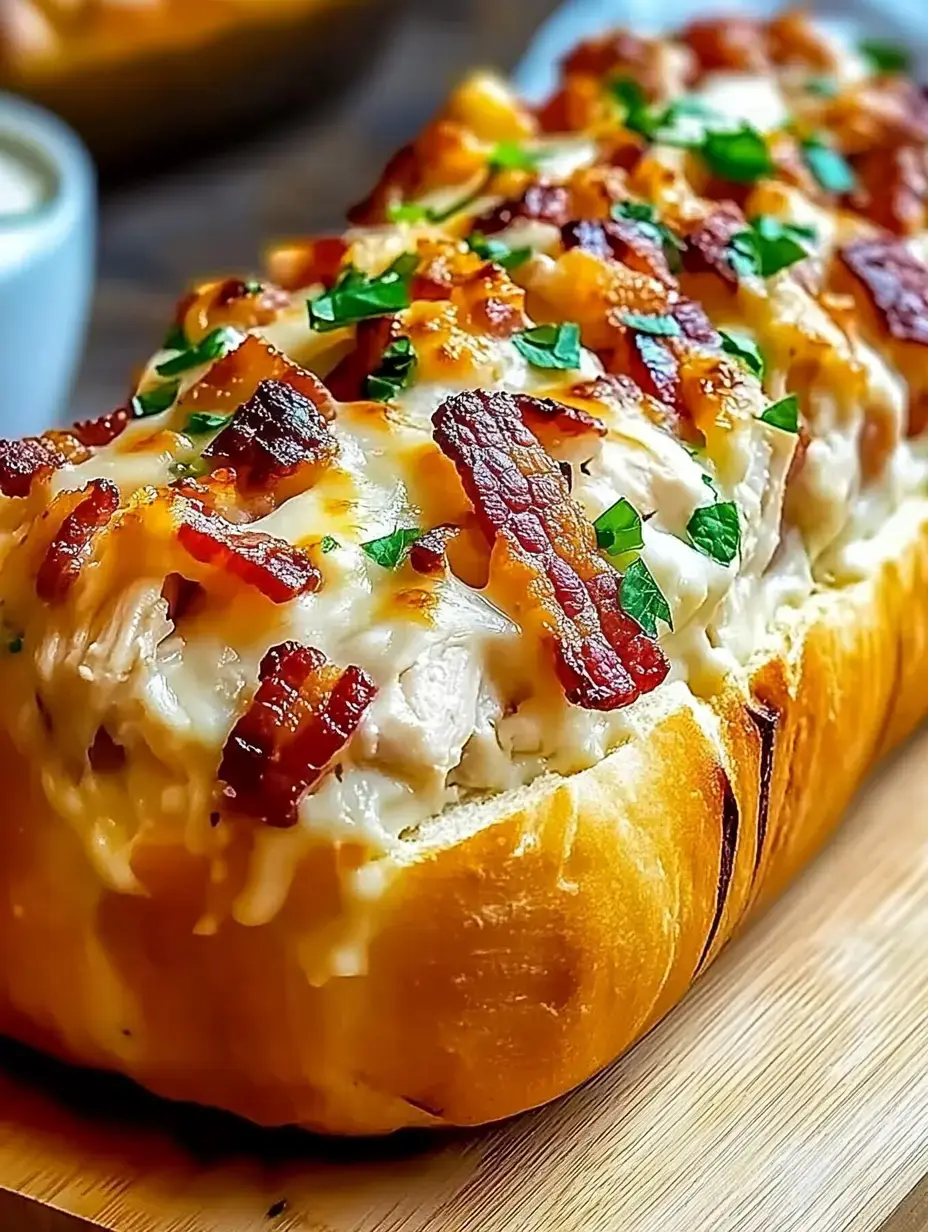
xmin=309 ymin=253 xmax=418 ymax=333
xmin=184 ymin=412 xmax=228 ymax=436
xmin=609 ymin=77 xmax=659 ymax=139
xmin=701 ymin=126 xmax=773 ymax=184
xmin=365 ymin=337 xmax=418 ymax=402
xmin=243 ymin=279 xmax=264 ymax=295
xmin=733 ymin=215 xmax=816 ymax=279
xmin=620 ymin=557 xmax=673 ymax=636
xmin=168 ymin=459 xmax=209 ymax=482
xmin=131 ymin=379 xmax=181 ymax=419
xmin=620 ymin=311 xmax=682 ymax=337
xmin=719 ymin=330 xmax=765 ymax=380
xmin=801 ymin=138 xmax=856 ymax=194
xmin=513 ymin=322 xmax=582 ymax=370
xmin=759 ymin=394 xmax=800 ymax=432
xmin=859 ymin=38 xmax=910 ymax=74
xmin=156 ymin=327 xmax=238 ymax=378
xmin=594 ymin=497 xmax=643 ymax=557
xmin=387 ymin=202 xmax=432 ymax=224
xmin=361 ymin=527 xmax=422 ymax=569
xmin=687 ymin=501 xmax=741 ymax=565
xmin=319 ymin=535 xmax=340 ymax=554
xmin=467 ymin=231 xmax=532 ymax=271
xmin=611 ymin=200 xmax=685 ymax=271
xmin=488 ymin=141 xmax=539 ymax=172
xmin=806 ymin=75 xmax=839 ymax=97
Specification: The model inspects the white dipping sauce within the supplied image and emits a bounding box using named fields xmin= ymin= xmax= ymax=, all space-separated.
xmin=0 ymin=137 xmax=50 ymax=219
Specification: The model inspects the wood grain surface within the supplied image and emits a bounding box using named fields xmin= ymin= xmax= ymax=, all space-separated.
xmin=1 ymin=723 xmax=927 ymax=1232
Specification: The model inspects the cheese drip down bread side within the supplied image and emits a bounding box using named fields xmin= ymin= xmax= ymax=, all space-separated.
xmin=2 ymin=11 xmax=928 ymax=1134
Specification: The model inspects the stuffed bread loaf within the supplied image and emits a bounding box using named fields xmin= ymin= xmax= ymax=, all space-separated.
xmin=1 ymin=10 xmax=927 ymax=1135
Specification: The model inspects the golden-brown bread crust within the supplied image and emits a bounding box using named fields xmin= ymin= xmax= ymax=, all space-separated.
xmin=0 ymin=505 xmax=924 ymax=1133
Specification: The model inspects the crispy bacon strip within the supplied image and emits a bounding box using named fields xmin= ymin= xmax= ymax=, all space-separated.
xmin=432 ymin=390 xmax=668 ymax=710
xmin=627 ymin=333 xmax=681 ymax=407
xmin=71 ymin=406 xmax=131 ymax=449
xmin=267 ymin=237 xmax=348 ymax=292
xmin=203 ymin=379 xmax=338 ymax=490
xmin=673 ymin=298 xmax=720 ymax=345
xmin=181 ymin=335 xmax=336 ymax=420
xmin=474 ymin=182 xmax=571 ymax=237
xmin=681 ymin=17 xmax=769 ymax=73
xmin=408 ymin=524 xmax=460 ymax=575
xmin=561 ymin=29 xmax=684 ymax=97
xmin=0 ymin=437 xmax=67 ymax=498
xmin=841 ymin=238 xmax=928 ymax=345
xmin=850 ymin=145 xmax=928 ymax=236
xmin=682 ymin=203 xmax=748 ymax=285
xmin=621 ymin=299 xmax=719 ymax=412
xmin=326 ymin=317 xmax=396 ymax=401
xmin=767 ymin=11 xmax=840 ymax=70
xmin=176 ymin=500 xmax=321 ymax=603
xmin=219 ymin=642 xmax=377 ymax=827
xmin=36 ymin=479 xmax=120 ymax=604
xmin=514 ymin=391 xmax=606 ymax=461
xmin=561 ymin=218 xmax=676 ymax=287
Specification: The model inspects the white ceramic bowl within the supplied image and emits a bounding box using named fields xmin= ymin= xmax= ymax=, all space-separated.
xmin=0 ymin=93 xmax=95 ymax=439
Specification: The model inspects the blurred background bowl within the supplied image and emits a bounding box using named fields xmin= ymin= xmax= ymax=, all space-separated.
xmin=0 ymin=0 xmax=405 ymax=172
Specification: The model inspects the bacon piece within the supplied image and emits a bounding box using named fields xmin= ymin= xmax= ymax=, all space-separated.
xmin=266 ymin=238 xmax=348 ymax=293
xmin=451 ymin=262 xmax=527 ymax=338
xmin=840 ymin=238 xmax=928 ymax=345
xmin=564 ymin=29 xmax=654 ymax=79
xmin=176 ymin=500 xmax=321 ymax=603
xmin=432 ymin=389 xmax=669 ymax=710
xmin=326 ymin=317 xmax=397 ymax=401
xmin=767 ymin=11 xmax=840 ymax=70
xmin=36 ymin=479 xmax=120 ymax=604
xmin=620 ymin=298 xmax=719 ymax=412
xmin=561 ymin=218 xmax=676 ymax=287
xmin=203 ymin=379 xmax=338 ymax=490
xmin=408 ymin=524 xmax=460 ymax=575
xmin=850 ymin=145 xmax=928 ymax=236
xmin=681 ymin=17 xmax=769 ymax=73
xmin=0 ymin=437 xmax=67 ymax=498
xmin=673 ymin=298 xmax=720 ymax=346
xmin=410 ymin=243 xmax=485 ymax=303
xmin=71 ymin=406 xmax=131 ymax=449
xmin=514 ymin=391 xmax=606 ymax=462
xmin=561 ymin=29 xmax=688 ymax=97
xmin=474 ymin=182 xmax=571 ymax=237
xmin=180 ymin=335 xmax=335 ymax=420
xmin=219 ymin=642 xmax=377 ymax=827
xmin=173 ymin=279 xmax=291 ymax=343
xmin=857 ymin=81 xmax=928 ymax=149
xmin=682 ymin=203 xmax=748 ymax=285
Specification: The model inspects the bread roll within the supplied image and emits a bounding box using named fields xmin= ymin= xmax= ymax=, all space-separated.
xmin=1 ymin=10 xmax=926 ymax=1133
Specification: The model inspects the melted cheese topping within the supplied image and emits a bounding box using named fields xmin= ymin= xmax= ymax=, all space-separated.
xmin=2 ymin=14 xmax=927 ymax=982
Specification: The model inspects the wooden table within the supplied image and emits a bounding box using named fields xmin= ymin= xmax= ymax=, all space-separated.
xmin=6 ymin=2 xmax=928 ymax=1226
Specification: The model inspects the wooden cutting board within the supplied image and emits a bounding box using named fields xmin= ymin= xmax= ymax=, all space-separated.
xmin=2 ymin=721 xmax=928 ymax=1232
